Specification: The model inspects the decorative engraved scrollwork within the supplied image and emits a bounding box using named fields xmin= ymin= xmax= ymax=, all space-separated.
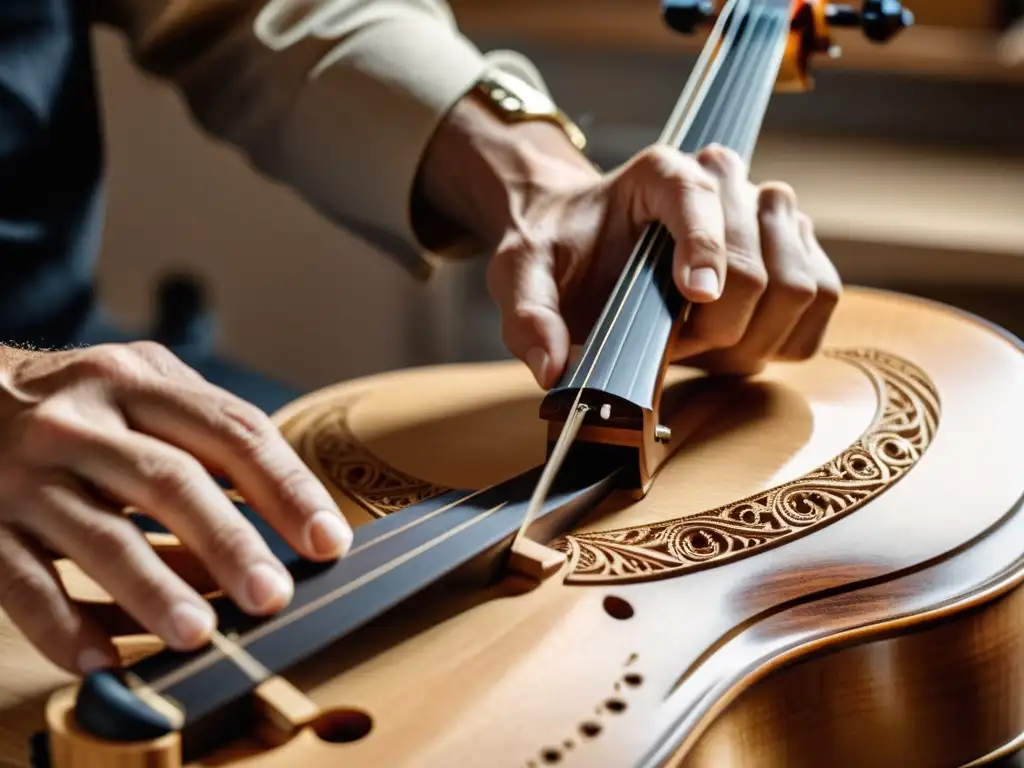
xmin=551 ymin=348 xmax=940 ymax=584
xmin=297 ymin=349 xmax=939 ymax=585
xmin=298 ymin=404 xmax=449 ymax=517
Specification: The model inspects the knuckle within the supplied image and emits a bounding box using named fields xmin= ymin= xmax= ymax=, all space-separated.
xmin=74 ymin=345 xmax=145 ymax=383
xmin=685 ymin=229 xmax=724 ymax=257
xmin=0 ymin=566 xmax=55 ymax=616
xmin=699 ymin=143 xmax=745 ymax=176
xmin=758 ymin=181 xmax=798 ymax=213
xmin=126 ymin=340 xmax=177 ymax=370
xmin=16 ymin=400 xmax=87 ymax=462
xmin=135 ymin=448 xmax=200 ymax=502
xmin=126 ymin=340 xmax=168 ymax=359
xmin=773 ymin=273 xmax=818 ymax=306
xmin=274 ymin=464 xmax=320 ymax=509
xmin=217 ymin=398 xmax=275 ymax=457
xmin=484 ymin=243 xmax=528 ymax=303
xmin=80 ymin=520 xmax=135 ymax=565
xmin=205 ymin=520 xmax=257 ymax=567
xmin=637 ymin=146 xmax=716 ymax=192
xmin=637 ymin=144 xmax=677 ymax=175
xmin=727 ymin=256 xmax=769 ymax=295
xmin=510 ymin=300 xmax=555 ymax=330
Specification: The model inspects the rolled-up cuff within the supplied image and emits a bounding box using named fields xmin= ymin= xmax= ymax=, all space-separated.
xmin=265 ymin=13 xmax=486 ymax=279
xmin=280 ymin=21 xmax=561 ymax=278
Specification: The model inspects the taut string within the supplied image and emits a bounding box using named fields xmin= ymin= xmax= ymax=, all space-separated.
xmin=130 ymin=0 xmax=793 ymax=702
xmin=512 ymin=0 xmax=791 ymax=548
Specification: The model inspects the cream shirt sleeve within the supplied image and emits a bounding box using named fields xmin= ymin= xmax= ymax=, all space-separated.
xmin=91 ymin=0 xmax=553 ymax=279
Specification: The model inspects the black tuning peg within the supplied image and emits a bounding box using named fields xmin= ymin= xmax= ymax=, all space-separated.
xmin=661 ymin=0 xmax=716 ymax=35
xmin=827 ymin=1 xmax=914 ymax=43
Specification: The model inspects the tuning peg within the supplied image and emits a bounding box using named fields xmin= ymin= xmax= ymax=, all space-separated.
xmin=826 ymin=1 xmax=914 ymax=43
xmin=661 ymin=0 xmax=716 ymax=35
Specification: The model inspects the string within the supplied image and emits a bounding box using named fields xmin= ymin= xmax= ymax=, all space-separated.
xmin=515 ymin=0 xmax=790 ymax=544
xmin=731 ymin=7 xmax=791 ymax=162
xmin=591 ymin=0 xmax=790 ymax=380
xmin=147 ymin=500 xmax=511 ymax=694
xmin=511 ymin=0 xmax=751 ymax=549
xmin=611 ymin=0 xmax=775 ymax=375
xmin=121 ymin=0 xmax=793 ymax=710
xmin=132 ymin=484 xmax=498 ymax=696
xmin=564 ymin=0 xmax=749 ymax=393
xmin=562 ymin=0 xmax=790 ymax=395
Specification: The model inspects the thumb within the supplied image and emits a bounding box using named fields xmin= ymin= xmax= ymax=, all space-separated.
xmin=486 ymin=247 xmax=571 ymax=389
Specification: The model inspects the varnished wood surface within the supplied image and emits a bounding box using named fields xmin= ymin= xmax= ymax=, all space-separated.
xmin=1 ymin=287 xmax=1022 ymax=767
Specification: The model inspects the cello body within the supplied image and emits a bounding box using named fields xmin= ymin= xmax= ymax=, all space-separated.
xmin=3 ymin=2 xmax=1022 ymax=765
xmin=1 ymin=286 xmax=1023 ymax=767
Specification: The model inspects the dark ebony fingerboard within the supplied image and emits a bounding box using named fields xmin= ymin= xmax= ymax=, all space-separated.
xmin=549 ymin=0 xmax=792 ymax=415
xmin=75 ymin=455 xmax=623 ymax=762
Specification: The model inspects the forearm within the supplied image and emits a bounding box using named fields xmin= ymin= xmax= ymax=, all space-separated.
xmin=413 ymin=93 xmax=600 ymax=253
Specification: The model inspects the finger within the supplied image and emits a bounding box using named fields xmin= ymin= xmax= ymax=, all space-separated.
xmin=691 ymin=183 xmax=816 ymax=369
xmin=64 ymin=426 xmax=295 ymax=617
xmin=126 ymin=340 xmax=206 ymax=383
xmin=486 ymin=241 xmax=570 ymax=388
xmin=621 ymin=146 xmax=726 ymax=302
xmin=672 ymin=146 xmax=767 ymax=361
xmin=0 ymin=523 xmax=119 ymax=674
xmin=63 ymin=533 xmax=219 ymax=638
xmin=20 ymin=478 xmax=219 ymax=652
xmin=116 ymin=377 xmax=352 ymax=563
xmin=147 ymin=533 xmax=219 ymax=595
xmin=41 ymin=534 xmax=218 ymax=597
xmin=778 ymin=213 xmax=843 ymax=359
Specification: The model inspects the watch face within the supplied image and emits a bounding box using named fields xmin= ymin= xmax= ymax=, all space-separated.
xmin=476 ymin=71 xmax=587 ymax=151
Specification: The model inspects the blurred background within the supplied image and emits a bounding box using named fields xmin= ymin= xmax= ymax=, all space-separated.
xmin=91 ymin=0 xmax=1024 ymax=398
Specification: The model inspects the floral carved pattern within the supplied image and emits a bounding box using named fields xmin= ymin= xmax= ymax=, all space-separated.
xmin=297 ymin=349 xmax=939 ymax=585
xmin=550 ymin=348 xmax=940 ymax=584
xmin=301 ymin=403 xmax=450 ymax=518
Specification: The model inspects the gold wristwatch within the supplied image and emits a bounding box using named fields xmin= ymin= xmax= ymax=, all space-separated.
xmin=470 ymin=68 xmax=587 ymax=153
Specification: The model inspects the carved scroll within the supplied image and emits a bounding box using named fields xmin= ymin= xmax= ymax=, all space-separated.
xmin=298 ymin=406 xmax=449 ymax=517
xmin=299 ymin=348 xmax=940 ymax=585
xmin=552 ymin=349 xmax=940 ymax=584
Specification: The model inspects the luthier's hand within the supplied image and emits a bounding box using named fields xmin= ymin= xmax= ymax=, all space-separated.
xmin=418 ymin=95 xmax=843 ymax=387
xmin=0 ymin=343 xmax=351 ymax=674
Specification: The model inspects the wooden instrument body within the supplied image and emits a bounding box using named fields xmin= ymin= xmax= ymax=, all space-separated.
xmin=2 ymin=286 xmax=1022 ymax=768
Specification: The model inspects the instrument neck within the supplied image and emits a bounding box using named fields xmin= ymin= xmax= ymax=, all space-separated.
xmin=75 ymin=457 xmax=623 ymax=761
xmin=541 ymin=0 xmax=792 ymax=443
xmin=670 ymin=0 xmax=793 ymax=159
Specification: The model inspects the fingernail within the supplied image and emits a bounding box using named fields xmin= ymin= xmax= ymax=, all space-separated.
xmin=245 ymin=563 xmax=293 ymax=612
xmin=167 ymin=603 xmax=215 ymax=647
xmin=77 ymin=647 xmax=116 ymax=674
xmin=308 ymin=510 xmax=352 ymax=558
xmin=686 ymin=267 xmax=721 ymax=300
xmin=526 ymin=347 xmax=550 ymax=386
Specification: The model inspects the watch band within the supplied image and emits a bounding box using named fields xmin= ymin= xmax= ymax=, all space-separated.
xmin=471 ymin=69 xmax=588 ymax=153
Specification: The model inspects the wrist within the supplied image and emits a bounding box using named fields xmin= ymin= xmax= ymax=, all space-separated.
xmin=413 ymin=92 xmax=600 ymax=252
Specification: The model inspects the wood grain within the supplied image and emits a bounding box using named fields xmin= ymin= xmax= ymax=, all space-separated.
xmin=0 ymin=288 xmax=1021 ymax=767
